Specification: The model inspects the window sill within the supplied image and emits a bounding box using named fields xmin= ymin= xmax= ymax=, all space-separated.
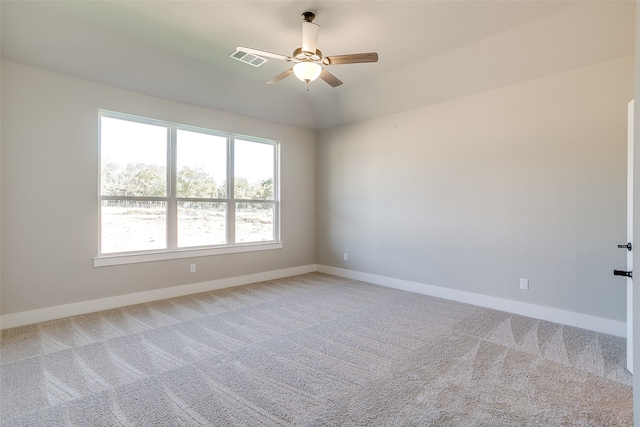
xmin=93 ymin=242 xmax=283 ymax=267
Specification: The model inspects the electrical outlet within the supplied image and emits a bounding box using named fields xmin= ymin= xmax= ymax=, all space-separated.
xmin=190 ymin=264 xmax=196 ymax=273
xmin=520 ymin=278 xmax=529 ymax=290
xmin=344 ymin=253 xmax=348 ymax=261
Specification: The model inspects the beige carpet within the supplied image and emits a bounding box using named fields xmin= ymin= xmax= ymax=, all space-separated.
xmin=0 ymin=273 xmax=632 ymax=426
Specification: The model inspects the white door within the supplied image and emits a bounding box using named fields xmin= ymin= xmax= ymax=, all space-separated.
xmin=618 ymin=100 xmax=634 ymax=373
xmin=627 ymin=99 xmax=634 ymax=374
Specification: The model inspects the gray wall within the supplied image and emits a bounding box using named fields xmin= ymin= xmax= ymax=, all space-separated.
xmin=0 ymin=60 xmax=316 ymax=315
xmin=317 ymin=55 xmax=634 ymax=322
xmin=0 ymin=53 xmax=634 ymax=325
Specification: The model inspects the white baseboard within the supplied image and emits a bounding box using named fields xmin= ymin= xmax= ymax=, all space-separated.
xmin=317 ymin=265 xmax=626 ymax=338
xmin=1 ymin=264 xmax=626 ymax=338
xmin=0 ymin=264 xmax=317 ymax=330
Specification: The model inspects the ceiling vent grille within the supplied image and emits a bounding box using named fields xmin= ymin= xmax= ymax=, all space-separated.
xmin=230 ymin=50 xmax=267 ymax=67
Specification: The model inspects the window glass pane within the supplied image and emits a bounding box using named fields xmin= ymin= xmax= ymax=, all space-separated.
xmin=177 ymin=201 xmax=226 ymax=247
xmin=101 ymin=200 xmax=166 ymax=253
xmin=100 ymin=117 xmax=168 ymax=197
xmin=234 ymin=139 xmax=274 ymax=200
xmin=176 ymin=130 xmax=227 ymax=198
xmin=235 ymin=202 xmax=274 ymax=243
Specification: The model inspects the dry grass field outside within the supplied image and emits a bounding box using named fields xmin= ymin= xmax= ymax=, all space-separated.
xmin=101 ymin=204 xmax=273 ymax=254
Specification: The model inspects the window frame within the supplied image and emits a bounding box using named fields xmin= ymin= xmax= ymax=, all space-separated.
xmin=94 ymin=110 xmax=281 ymax=267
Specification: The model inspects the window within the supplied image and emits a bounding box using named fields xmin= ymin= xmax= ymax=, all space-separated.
xmin=96 ymin=111 xmax=280 ymax=266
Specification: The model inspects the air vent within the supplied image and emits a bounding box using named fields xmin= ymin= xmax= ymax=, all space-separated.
xmin=230 ymin=50 xmax=267 ymax=67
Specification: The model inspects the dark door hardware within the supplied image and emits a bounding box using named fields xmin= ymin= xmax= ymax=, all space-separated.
xmin=618 ymin=242 xmax=633 ymax=251
xmin=614 ymin=270 xmax=633 ymax=278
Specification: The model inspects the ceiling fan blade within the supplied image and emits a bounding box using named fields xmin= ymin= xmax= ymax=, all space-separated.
xmin=236 ymin=46 xmax=291 ymax=61
xmin=267 ymin=68 xmax=294 ymax=84
xmin=302 ymin=21 xmax=320 ymax=55
xmin=322 ymin=52 xmax=379 ymax=65
xmin=319 ymin=68 xmax=343 ymax=87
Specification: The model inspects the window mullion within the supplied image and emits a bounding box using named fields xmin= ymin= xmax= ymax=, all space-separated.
xmin=168 ymin=125 xmax=178 ymax=249
xmin=227 ymin=136 xmax=235 ymax=245
xmin=274 ymin=144 xmax=280 ymax=242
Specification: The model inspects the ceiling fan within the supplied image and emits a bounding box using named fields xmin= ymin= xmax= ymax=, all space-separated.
xmin=235 ymin=12 xmax=378 ymax=88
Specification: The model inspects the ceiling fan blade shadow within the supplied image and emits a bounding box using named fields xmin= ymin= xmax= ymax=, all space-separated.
xmin=267 ymin=68 xmax=294 ymax=84
xmin=236 ymin=46 xmax=291 ymax=61
xmin=322 ymin=52 xmax=378 ymax=65
xmin=319 ymin=68 xmax=343 ymax=87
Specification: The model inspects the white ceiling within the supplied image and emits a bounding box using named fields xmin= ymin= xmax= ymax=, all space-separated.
xmin=1 ymin=1 xmax=636 ymax=131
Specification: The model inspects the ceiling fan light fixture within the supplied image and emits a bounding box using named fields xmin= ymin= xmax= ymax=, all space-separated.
xmin=293 ymin=62 xmax=322 ymax=83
